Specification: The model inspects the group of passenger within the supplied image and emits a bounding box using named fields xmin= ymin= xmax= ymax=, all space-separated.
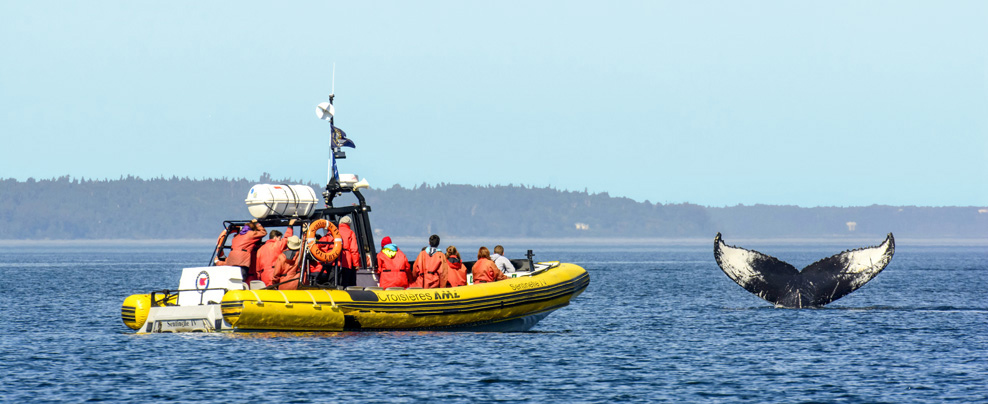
xmin=215 ymin=219 xmax=305 ymax=289
xmin=374 ymin=234 xmax=516 ymax=289
xmin=216 ymin=218 xmax=517 ymax=291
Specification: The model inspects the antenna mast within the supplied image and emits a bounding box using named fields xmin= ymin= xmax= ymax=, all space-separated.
xmin=315 ymin=64 xmax=356 ymax=207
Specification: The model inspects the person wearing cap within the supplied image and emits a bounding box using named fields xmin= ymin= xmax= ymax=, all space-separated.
xmin=473 ymin=246 xmax=508 ymax=284
xmin=376 ymin=236 xmax=412 ymax=289
xmin=443 ymin=245 xmax=468 ymax=287
xmin=412 ymin=234 xmax=449 ymax=289
xmin=271 ymin=236 xmax=303 ymax=290
xmin=225 ymin=219 xmax=267 ymax=282
xmin=491 ymin=245 xmax=516 ymax=273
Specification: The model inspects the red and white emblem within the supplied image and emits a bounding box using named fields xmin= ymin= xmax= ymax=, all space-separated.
xmin=195 ymin=271 xmax=210 ymax=291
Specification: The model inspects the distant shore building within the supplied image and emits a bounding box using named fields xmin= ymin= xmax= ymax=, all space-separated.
xmin=574 ymin=223 xmax=590 ymax=231
xmin=846 ymin=221 xmax=857 ymax=232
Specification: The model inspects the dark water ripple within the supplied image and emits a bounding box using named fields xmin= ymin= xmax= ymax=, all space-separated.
xmin=1 ymin=244 xmax=986 ymax=403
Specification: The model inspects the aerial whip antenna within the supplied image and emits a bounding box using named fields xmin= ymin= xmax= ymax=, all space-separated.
xmin=315 ymin=64 xmax=355 ymax=206
xmin=329 ymin=63 xmax=336 ymax=184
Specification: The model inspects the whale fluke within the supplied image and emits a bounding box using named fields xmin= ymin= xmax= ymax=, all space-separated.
xmin=714 ymin=233 xmax=895 ymax=308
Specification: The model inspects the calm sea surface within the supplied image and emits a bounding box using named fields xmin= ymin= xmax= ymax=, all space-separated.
xmin=1 ymin=241 xmax=985 ymax=403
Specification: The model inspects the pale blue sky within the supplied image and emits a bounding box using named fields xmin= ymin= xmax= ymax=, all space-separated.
xmin=2 ymin=1 xmax=986 ymax=207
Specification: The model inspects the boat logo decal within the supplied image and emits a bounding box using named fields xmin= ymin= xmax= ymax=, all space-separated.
xmin=196 ymin=271 xmax=210 ymax=292
xmin=509 ymin=279 xmax=548 ymax=291
xmin=379 ymin=290 xmax=462 ymax=302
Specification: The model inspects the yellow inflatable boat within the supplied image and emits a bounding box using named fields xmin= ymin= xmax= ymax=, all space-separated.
xmin=123 ymin=262 xmax=588 ymax=333
xmin=121 ymin=93 xmax=590 ymax=333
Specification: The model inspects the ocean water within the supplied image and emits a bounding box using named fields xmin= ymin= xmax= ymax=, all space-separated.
xmin=1 ymin=241 xmax=986 ymax=403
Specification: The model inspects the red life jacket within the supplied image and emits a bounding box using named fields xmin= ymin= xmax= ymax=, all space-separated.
xmin=376 ymin=249 xmax=411 ymax=289
xmin=445 ymin=256 xmax=468 ymax=287
xmin=338 ymin=223 xmax=361 ymax=269
xmin=272 ymin=250 xmax=302 ymax=290
xmin=226 ymin=226 xmax=267 ymax=281
xmin=472 ymin=258 xmax=506 ymax=284
xmin=256 ymin=228 xmax=293 ymax=286
xmin=412 ymin=249 xmax=448 ymax=289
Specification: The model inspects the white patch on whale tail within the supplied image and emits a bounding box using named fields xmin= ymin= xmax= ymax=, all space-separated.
xmin=717 ymin=246 xmax=765 ymax=286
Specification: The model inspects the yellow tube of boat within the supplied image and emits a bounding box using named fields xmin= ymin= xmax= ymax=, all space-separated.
xmin=121 ymin=292 xmax=178 ymax=330
xmin=222 ymin=262 xmax=589 ymax=331
xmin=222 ymin=288 xmax=346 ymax=331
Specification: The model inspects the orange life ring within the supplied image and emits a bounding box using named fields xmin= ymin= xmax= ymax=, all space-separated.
xmin=213 ymin=230 xmax=229 ymax=264
xmin=215 ymin=230 xmax=228 ymax=251
xmin=306 ymin=219 xmax=343 ymax=263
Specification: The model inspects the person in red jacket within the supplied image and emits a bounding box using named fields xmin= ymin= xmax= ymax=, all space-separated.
xmin=271 ymin=236 xmax=303 ymax=290
xmin=412 ymin=234 xmax=449 ymax=289
xmin=225 ymin=220 xmax=266 ymax=282
xmin=337 ymin=216 xmax=361 ymax=287
xmin=444 ymin=245 xmax=468 ymax=287
xmin=255 ymin=223 xmax=295 ymax=286
xmin=376 ymin=236 xmax=411 ymax=289
xmin=472 ymin=246 xmax=508 ymax=284
xmin=338 ymin=216 xmax=361 ymax=269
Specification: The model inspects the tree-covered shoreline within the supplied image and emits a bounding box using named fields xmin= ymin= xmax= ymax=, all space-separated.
xmin=2 ymin=176 xmax=985 ymax=240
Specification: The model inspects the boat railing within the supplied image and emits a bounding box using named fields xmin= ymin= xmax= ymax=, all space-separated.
xmin=151 ymin=288 xmax=233 ymax=307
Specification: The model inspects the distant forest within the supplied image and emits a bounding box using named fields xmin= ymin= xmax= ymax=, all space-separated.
xmin=1 ymin=176 xmax=985 ymax=240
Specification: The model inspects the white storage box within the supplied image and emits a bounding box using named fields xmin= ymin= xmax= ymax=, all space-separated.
xmin=245 ymin=184 xmax=318 ymax=219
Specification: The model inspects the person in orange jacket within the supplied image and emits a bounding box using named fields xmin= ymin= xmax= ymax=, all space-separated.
xmin=225 ymin=220 xmax=266 ymax=282
xmin=271 ymin=236 xmax=303 ymax=290
xmin=443 ymin=245 xmax=468 ymax=287
xmin=255 ymin=222 xmax=295 ymax=286
xmin=412 ymin=234 xmax=449 ymax=289
xmin=254 ymin=229 xmax=284 ymax=285
xmin=376 ymin=236 xmax=412 ymax=289
xmin=472 ymin=246 xmax=508 ymax=284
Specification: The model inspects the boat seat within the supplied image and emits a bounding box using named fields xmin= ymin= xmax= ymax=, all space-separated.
xmin=385 ymin=287 xmax=405 ymax=290
xmin=249 ymin=281 xmax=266 ymax=290
xmin=406 ymin=287 xmax=423 ymax=289
xmin=345 ymin=286 xmax=363 ymax=291
xmin=364 ymin=286 xmax=383 ymax=290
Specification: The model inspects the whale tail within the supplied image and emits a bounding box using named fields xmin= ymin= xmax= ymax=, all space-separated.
xmin=714 ymin=233 xmax=895 ymax=308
